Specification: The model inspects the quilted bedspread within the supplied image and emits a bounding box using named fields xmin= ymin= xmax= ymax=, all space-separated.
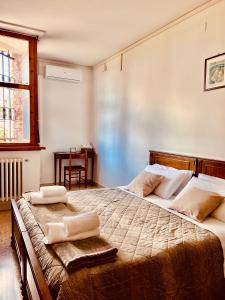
xmin=18 ymin=188 xmax=225 ymax=300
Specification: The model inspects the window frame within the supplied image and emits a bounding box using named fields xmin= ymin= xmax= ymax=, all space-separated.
xmin=0 ymin=29 xmax=43 ymax=151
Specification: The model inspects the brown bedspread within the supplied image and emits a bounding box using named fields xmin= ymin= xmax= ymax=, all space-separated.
xmin=18 ymin=188 xmax=225 ymax=300
xmin=28 ymin=202 xmax=118 ymax=271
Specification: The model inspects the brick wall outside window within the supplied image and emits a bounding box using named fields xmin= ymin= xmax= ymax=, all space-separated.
xmin=11 ymin=52 xmax=24 ymax=142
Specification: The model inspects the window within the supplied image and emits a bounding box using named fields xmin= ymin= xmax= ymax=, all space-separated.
xmin=0 ymin=30 xmax=40 ymax=150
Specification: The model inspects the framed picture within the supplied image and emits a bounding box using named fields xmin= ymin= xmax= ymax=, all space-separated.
xmin=204 ymin=52 xmax=225 ymax=91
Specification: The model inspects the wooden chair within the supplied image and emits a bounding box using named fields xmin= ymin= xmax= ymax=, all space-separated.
xmin=64 ymin=150 xmax=88 ymax=190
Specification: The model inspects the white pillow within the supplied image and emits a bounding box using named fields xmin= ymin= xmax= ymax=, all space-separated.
xmin=152 ymin=164 xmax=193 ymax=195
xmin=177 ymin=176 xmax=225 ymax=197
xmin=198 ymin=173 xmax=225 ymax=185
xmin=176 ymin=176 xmax=225 ymax=223
xmin=145 ymin=164 xmax=189 ymax=199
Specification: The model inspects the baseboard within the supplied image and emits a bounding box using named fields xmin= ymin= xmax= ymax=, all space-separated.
xmin=40 ymin=183 xmax=55 ymax=187
xmin=0 ymin=201 xmax=11 ymax=211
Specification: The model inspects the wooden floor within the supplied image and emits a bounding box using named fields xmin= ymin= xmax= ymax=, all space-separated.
xmin=0 ymin=210 xmax=22 ymax=300
xmin=0 ymin=184 xmax=99 ymax=300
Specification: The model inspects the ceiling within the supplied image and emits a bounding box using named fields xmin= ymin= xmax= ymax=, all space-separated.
xmin=0 ymin=0 xmax=212 ymax=66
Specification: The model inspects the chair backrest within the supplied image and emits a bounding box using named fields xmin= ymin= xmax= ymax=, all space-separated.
xmin=68 ymin=149 xmax=88 ymax=171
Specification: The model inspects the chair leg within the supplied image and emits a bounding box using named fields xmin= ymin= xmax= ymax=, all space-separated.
xmin=78 ymin=171 xmax=81 ymax=187
xmin=69 ymin=171 xmax=71 ymax=190
xmin=64 ymin=169 xmax=66 ymax=187
xmin=85 ymin=170 xmax=87 ymax=188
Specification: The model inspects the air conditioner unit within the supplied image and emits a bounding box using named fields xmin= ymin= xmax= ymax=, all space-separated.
xmin=45 ymin=65 xmax=82 ymax=83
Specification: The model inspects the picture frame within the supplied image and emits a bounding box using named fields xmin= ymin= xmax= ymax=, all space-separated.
xmin=204 ymin=52 xmax=225 ymax=91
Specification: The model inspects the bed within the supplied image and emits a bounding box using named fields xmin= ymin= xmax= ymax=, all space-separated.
xmin=11 ymin=150 xmax=225 ymax=300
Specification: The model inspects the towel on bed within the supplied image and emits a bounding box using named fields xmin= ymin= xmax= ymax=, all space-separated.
xmin=43 ymin=222 xmax=65 ymax=244
xmin=43 ymin=222 xmax=100 ymax=244
xmin=63 ymin=211 xmax=100 ymax=236
xmin=51 ymin=236 xmax=118 ymax=271
xmin=25 ymin=191 xmax=68 ymax=205
xmin=28 ymin=202 xmax=118 ymax=270
xmin=40 ymin=185 xmax=67 ymax=197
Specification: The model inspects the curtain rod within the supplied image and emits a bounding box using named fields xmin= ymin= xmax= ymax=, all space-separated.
xmin=0 ymin=20 xmax=46 ymax=38
xmin=94 ymin=0 xmax=222 ymax=67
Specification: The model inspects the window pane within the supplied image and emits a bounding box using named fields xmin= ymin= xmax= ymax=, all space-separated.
xmin=0 ymin=35 xmax=29 ymax=85
xmin=0 ymin=87 xmax=30 ymax=143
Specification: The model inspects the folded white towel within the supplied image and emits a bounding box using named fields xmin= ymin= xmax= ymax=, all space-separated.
xmin=63 ymin=212 xmax=100 ymax=237
xmin=43 ymin=222 xmax=100 ymax=244
xmin=40 ymin=185 xmax=67 ymax=197
xmin=28 ymin=191 xmax=68 ymax=205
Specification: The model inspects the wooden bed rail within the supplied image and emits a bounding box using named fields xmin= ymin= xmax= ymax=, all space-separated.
xmin=11 ymin=199 xmax=52 ymax=300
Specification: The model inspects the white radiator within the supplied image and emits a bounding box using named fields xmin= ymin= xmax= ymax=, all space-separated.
xmin=0 ymin=158 xmax=24 ymax=201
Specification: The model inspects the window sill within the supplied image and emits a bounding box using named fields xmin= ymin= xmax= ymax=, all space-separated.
xmin=0 ymin=145 xmax=46 ymax=151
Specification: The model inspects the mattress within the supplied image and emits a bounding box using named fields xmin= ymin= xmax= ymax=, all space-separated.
xmin=18 ymin=188 xmax=225 ymax=299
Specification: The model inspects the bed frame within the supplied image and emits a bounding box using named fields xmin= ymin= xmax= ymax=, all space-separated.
xmin=150 ymin=150 xmax=197 ymax=173
xmin=11 ymin=200 xmax=52 ymax=300
xmin=11 ymin=150 xmax=225 ymax=300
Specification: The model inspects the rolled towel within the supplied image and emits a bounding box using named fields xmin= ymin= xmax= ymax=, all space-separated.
xmin=63 ymin=212 xmax=100 ymax=237
xmin=40 ymin=185 xmax=67 ymax=197
xmin=43 ymin=222 xmax=66 ymax=244
xmin=43 ymin=222 xmax=100 ymax=244
xmin=28 ymin=191 xmax=68 ymax=205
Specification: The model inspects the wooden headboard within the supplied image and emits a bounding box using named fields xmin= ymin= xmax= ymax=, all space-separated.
xmin=149 ymin=150 xmax=197 ymax=173
xmin=149 ymin=150 xmax=225 ymax=179
xmin=197 ymin=158 xmax=225 ymax=179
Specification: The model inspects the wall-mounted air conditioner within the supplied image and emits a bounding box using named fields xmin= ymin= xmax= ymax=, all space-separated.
xmin=45 ymin=65 xmax=82 ymax=83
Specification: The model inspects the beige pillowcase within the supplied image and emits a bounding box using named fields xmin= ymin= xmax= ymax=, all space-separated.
xmin=127 ymin=171 xmax=164 ymax=197
xmin=169 ymin=187 xmax=223 ymax=222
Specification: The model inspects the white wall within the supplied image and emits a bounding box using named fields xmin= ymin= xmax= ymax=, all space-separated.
xmin=38 ymin=60 xmax=93 ymax=184
xmin=93 ymin=1 xmax=225 ymax=187
xmin=0 ymin=61 xmax=92 ymax=193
